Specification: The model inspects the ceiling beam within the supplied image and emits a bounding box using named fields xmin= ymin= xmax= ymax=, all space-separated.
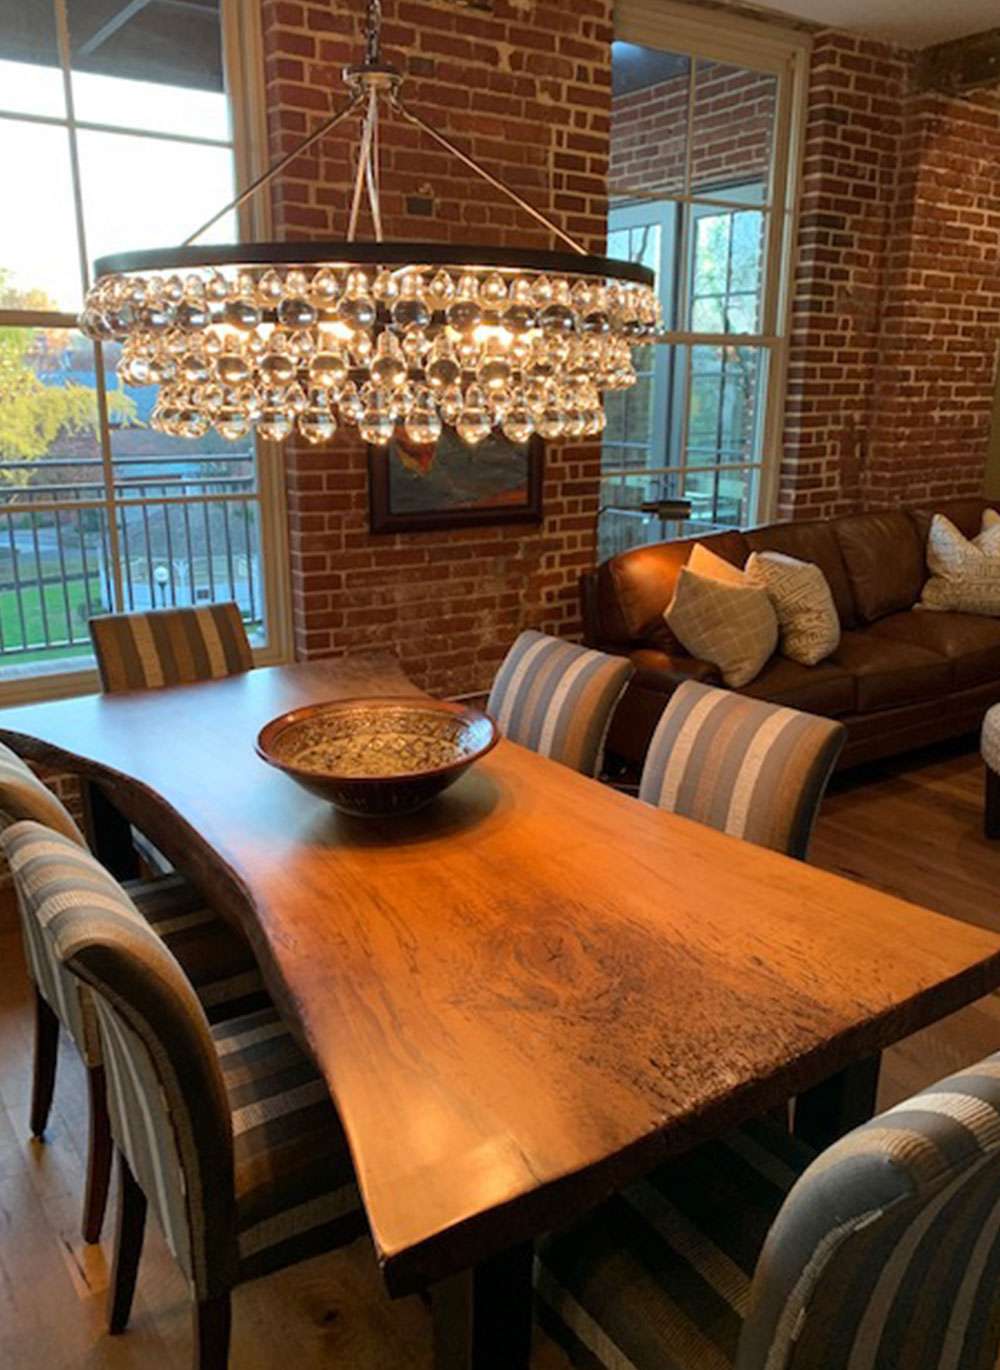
xmin=77 ymin=0 xmax=155 ymax=57
xmin=915 ymin=27 xmax=1000 ymax=95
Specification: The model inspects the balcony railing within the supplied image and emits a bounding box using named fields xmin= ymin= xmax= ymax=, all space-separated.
xmin=0 ymin=451 xmax=265 ymax=670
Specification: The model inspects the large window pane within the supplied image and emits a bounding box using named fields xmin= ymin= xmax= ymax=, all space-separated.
xmin=0 ymin=120 xmax=82 ymax=309
xmin=0 ymin=58 xmax=66 ymax=118
xmin=610 ymin=43 xmax=690 ymax=199
xmin=77 ymin=128 xmax=235 ymax=261
xmin=687 ymin=203 xmax=766 ymax=334
xmin=0 ymin=326 xmax=105 ymax=505
xmin=690 ymin=60 xmax=776 ymax=200
xmin=71 ymin=68 xmax=230 ymax=140
xmin=115 ymin=499 xmax=264 ymax=640
xmin=65 ymin=0 xmax=224 ymax=93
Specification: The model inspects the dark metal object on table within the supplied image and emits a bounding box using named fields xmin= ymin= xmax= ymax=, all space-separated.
xmin=255 ymin=695 xmax=498 ymax=816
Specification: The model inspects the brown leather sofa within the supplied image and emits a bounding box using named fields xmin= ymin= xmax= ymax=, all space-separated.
xmin=582 ymin=496 xmax=1000 ymax=771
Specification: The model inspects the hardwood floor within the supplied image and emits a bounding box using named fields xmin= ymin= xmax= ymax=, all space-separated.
xmin=1 ymin=736 xmax=998 ymax=1368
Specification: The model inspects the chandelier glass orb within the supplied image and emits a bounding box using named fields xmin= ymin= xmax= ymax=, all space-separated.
xmin=78 ymin=2 xmax=659 ymax=449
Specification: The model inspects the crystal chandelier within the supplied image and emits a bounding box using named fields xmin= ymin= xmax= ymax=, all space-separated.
xmin=78 ymin=0 xmax=659 ymax=448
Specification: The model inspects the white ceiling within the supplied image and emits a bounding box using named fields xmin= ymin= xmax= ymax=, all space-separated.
xmin=750 ymin=0 xmax=999 ymax=48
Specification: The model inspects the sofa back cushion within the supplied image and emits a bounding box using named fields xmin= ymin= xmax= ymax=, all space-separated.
xmin=909 ymin=498 xmax=993 ymax=547
xmin=597 ymin=528 xmax=750 ymax=650
xmin=834 ymin=511 xmax=926 ymax=623
xmin=744 ymin=519 xmax=857 ymax=629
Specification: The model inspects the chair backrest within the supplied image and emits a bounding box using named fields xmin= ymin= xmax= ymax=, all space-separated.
xmin=638 ymin=680 xmax=845 ymax=859
xmin=0 ymin=741 xmax=99 ymax=1058
xmin=89 ymin=602 xmax=253 ymax=693
xmin=0 ymin=740 xmax=87 ymax=846
xmin=486 ymin=630 xmax=634 ymax=777
xmin=737 ymin=1054 xmax=1000 ymax=1370
xmin=1 ymin=821 xmax=237 ymax=1298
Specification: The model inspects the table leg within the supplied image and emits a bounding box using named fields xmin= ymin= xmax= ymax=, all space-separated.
xmin=432 ymin=1242 xmax=533 ymax=1370
xmin=83 ymin=781 xmax=140 ymax=880
xmin=985 ymin=769 xmax=1000 ymax=840
xmin=793 ymin=1054 xmax=880 ymax=1151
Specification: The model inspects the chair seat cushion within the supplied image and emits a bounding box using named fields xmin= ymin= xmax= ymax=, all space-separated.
xmin=829 ymin=630 xmax=952 ymax=711
xmin=127 ymin=873 xmax=268 ymax=1023
xmin=535 ymin=1117 xmax=816 ymax=1370
xmin=868 ymin=609 xmax=1000 ymax=689
xmin=211 ymin=1006 xmax=365 ymax=1280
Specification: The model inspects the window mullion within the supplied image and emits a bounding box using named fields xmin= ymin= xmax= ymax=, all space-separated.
xmin=54 ymin=0 xmax=126 ymax=618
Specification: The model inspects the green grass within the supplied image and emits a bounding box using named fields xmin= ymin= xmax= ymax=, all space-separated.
xmin=0 ymin=577 xmax=106 ymax=660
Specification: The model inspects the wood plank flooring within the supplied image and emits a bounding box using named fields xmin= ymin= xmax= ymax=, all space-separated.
xmin=1 ymin=736 xmax=998 ymax=1369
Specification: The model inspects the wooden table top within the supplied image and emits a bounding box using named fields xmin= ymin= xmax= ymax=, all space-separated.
xmin=3 ymin=654 xmax=1000 ymax=1295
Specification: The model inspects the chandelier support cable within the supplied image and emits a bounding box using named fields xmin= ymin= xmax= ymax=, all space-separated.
xmin=181 ymin=92 xmax=363 ymax=247
xmin=390 ymin=94 xmax=589 ymax=256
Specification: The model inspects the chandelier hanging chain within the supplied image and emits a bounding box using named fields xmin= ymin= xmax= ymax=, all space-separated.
xmin=365 ymin=0 xmax=383 ymax=65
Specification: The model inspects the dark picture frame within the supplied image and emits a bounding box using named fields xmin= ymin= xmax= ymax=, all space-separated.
xmin=368 ymin=429 xmax=544 ymax=534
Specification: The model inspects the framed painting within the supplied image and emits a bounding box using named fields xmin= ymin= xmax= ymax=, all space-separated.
xmin=368 ymin=428 xmax=544 ymax=534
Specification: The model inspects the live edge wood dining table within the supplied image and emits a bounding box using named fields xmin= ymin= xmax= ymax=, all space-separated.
xmin=3 ymin=652 xmax=1000 ymax=1370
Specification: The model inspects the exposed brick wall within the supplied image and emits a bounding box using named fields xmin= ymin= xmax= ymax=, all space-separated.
xmin=260 ymin=0 xmax=612 ymax=694
xmin=864 ymin=86 xmax=1000 ymax=509
xmin=781 ymin=33 xmax=1000 ymax=520
xmin=779 ymin=33 xmax=909 ymax=519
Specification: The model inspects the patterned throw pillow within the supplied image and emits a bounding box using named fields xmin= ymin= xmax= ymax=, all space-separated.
xmin=921 ymin=513 xmax=1000 ymax=614
xmin=665 ymin=567 xmax=778 ymax=688
xmin=744 ymin=551 xmax=841 ymax=666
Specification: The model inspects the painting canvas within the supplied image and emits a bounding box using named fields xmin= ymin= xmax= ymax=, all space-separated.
xmin=368 ymin=428 xmax=543 ymax=533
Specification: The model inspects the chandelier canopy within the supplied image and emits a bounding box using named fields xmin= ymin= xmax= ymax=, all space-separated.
xmin=79 ymin=1 xmax=659 ymax=448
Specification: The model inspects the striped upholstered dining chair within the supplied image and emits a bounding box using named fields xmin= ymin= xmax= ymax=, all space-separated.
xmin=487 ymin=630 xmax=635 ymax=777
xmin=2 ymin=820 xmax=365 ymax=1370
xmin=536 ymin=1055 xmax=1000 ymax=1370
xmin=0 ymin=740 xmax=266 ymax=1244
xmin=639 ymin=681 xmax=846 ymax=860
xmin=88 ymin=602 xmax=253 ymax=694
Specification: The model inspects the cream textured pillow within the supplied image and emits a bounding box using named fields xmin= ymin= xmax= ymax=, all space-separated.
xmin=665 ymin=567 xmax=778 ymax=688
xmin=982 ymin=508 xmax=1000 ymax=533
xmin=921 ymin=513 xmax=1000 ymax=614
xmin=687 ymin=541 xmax=745 ymax=586
xmin=744 ymin=551 xmax=841 ymax=666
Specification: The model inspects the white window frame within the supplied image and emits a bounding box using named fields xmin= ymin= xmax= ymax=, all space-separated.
xmin=610 ymin=0 xmax=811 ymax=530
xmin=0 ymin=0 xmax=292 ymax=704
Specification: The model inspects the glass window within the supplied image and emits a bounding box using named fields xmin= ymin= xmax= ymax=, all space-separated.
xmin=0 ymin=0 xmax=278 ymax=690
xmin=601 ymin=12 xmax=803 ymax=562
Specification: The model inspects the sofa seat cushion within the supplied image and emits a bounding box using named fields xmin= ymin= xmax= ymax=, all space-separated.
xmin=830 ymin=631 xmax=952 ymax=711
xmin=868 ymin=611 xmax=1000 ymax=689
xmin=737 ymin=655 xmax=855 ymax=716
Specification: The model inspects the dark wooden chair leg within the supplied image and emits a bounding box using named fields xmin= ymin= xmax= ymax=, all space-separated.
xmin=985 ymin=768 xmax=1000 ymax=840
xmin=109 ymin=1154 xmax=147 ymax=1335
xmin=194 ymin=1293 xmax=232 ymax=1370
xmin=30 ymin=988 xmax=59 ymax=1139
xmin=82 ymin=1064 xmax=112 ymax=1243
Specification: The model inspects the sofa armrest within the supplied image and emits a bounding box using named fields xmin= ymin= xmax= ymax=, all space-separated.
xmin=630 ymin=648 xmax=722 ymax=695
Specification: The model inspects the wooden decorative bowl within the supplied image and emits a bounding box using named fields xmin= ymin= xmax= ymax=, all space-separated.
xmin=255 ymin=696 xmax=498 ymax=816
